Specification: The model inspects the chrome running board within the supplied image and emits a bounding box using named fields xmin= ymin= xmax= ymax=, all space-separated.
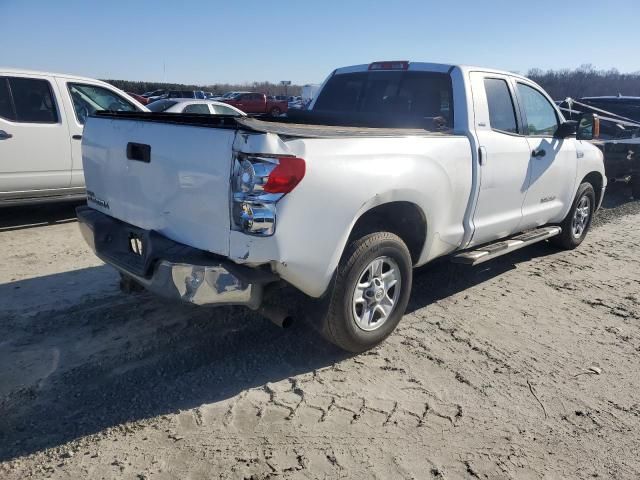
xmin=452 ymin=226 xmax=562 ymax=265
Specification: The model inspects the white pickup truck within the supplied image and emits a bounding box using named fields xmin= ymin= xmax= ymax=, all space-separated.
xmin=77 ymin=61 xmax=605 ymax=352
xmin=0 ymin=68 xmax=146 ymax=206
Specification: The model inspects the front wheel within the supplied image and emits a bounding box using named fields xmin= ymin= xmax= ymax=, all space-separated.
xmin=320 ymin=232 xmax=413 ymax=352
xmin=270 ymin=107 xmax=281 ymax=117
xmin=551 ymin=182 xmax=595 ymax=249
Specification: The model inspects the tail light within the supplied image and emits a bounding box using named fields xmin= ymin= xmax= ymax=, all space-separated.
xmin=232 ymin=154 xmax=305 ymax=236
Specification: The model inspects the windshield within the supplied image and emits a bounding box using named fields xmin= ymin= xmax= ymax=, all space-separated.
xmin=68 ymin=83 xmax=137 ymax=124
xmin=312 ymin=70 xmax=453 ymax=129
xmin=147 ymin=99 xmax=178 ymax=112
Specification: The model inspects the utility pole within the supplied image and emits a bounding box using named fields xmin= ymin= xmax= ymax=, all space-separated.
xmin=280 ymin=80 xmax=291 ymax=96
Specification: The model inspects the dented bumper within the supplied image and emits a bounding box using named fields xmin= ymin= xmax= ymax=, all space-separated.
xmin=76 ymin=206 xmax=276 ymax=309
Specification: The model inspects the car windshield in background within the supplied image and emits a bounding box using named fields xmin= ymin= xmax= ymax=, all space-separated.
xmin=68 ymin=83 xmax=136 ymax=124
xmin=147 ymin=99 xmax=179 ymax=112
xmin=311 ymin=70 xmax=453 ymax=130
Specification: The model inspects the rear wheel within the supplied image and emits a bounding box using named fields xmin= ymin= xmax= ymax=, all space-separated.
xmin=551 ymin=182 xmax=595 ymax=249
xmin=319 ymin=232 xmax=412 ymax=352
xmin=270 ymin=107 xmax=281 ymax=117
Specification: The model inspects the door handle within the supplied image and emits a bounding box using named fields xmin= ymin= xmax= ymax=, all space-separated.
xmin=0 ymin=130 xmax=12 ymax=140
xmin=532 ymin=148 xmax=546 ymax=158
xmin=478 ymin=146 xmax=487 ymax=165
xmin=72 ymin=134 xmax=82 ymax=140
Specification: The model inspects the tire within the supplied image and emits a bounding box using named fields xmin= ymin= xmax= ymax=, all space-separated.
xmin=631 ymin=176 xmax=640 ymax=199
xmin=319 ymin=232 xmax=413 ymax=352
xmin=270 ymin=107 xmax=281 ymax=117
xmin=551 ymin=182 xmax=595 ymax=250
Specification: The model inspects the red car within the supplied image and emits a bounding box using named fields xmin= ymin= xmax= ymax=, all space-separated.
xmin=222 ymin=92 xmax=287 ymax=116
xmin=126 ymin=92 xmax=150 ymax=105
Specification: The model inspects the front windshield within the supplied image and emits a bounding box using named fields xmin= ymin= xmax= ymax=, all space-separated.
xmin=68 ymin=83 xmax=137 ymax=124
xmin=147 ymin=99 xmax=178 ymax=112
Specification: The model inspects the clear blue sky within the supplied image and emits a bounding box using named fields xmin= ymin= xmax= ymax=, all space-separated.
xmin=1 ymin=0 xmax=638 ymax=85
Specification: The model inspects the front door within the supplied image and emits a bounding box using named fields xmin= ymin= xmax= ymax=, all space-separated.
xmin=469 ymin=72 xmax=532 ymax=245
xmin=0 ymin=75 xmax=71 ymax=195
xmin=515 ymin=81 xmax=577 ymax=228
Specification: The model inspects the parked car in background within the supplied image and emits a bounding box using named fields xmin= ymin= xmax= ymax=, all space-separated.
xmin=166 ymin=90 xmax=206 ymax=99
xmin=288 ymin=96 xmax=304 ymax=110
xmin=214 ymin=91 xmax=251 ymax=100
xmin=78 ymin=60 xmax=604 ymax=352
xmin=142 ymin=89 xmax=167 ymax=103
xmin=147 ymin=98 xmax=245 ymax=116
xmin=127 ymin=92 xmax=150 ymax=105
xmin=142 ymin=89 xmax=166 ymax=98
xmin=222 ymin=92 xmax=288 ymax=116
xmin=559 ymin=96 xmax=640 ymax=196
xmin=0 ymin=68 xmax=146 ymax=206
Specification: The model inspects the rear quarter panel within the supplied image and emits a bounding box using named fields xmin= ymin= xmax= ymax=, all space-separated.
xmin=230 ymin=134 xmax=473 ymax=297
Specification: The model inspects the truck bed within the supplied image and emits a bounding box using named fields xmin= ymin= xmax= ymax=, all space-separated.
xmin=93 ymin=111 xmax=458 ymax=139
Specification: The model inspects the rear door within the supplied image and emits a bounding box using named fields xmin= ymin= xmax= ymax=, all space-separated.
xmin=0 ymin=74 xmax=71 ymax=195
xmin=515 ymin=81 xmax=577 ymax=227
xmin=469 ymin=72 xmax=532 ymax=245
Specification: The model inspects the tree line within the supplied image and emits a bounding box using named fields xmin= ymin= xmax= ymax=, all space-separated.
xmin=105 ymin=65 xmax=640 ymax=101
xmin=104 ymin=79 xmax=303 ymax=96
xmin=527 ymin=65 xmax=640 ymax=100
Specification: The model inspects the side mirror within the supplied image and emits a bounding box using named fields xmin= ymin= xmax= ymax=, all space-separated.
xmin=576 ymin=113 xmax=600 ymax=141
xmin=555 ymin=120 xmax=577 ymax=138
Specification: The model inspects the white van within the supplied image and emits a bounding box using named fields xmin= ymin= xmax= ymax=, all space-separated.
xmin=0 ymin=68 xmax=147 ymax=206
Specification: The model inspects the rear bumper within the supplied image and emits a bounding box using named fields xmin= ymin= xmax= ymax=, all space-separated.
xmin=76 ymin=206 xmax=276 ymax=309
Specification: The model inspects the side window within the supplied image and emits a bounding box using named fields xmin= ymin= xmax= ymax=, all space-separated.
xmin=7 ymin=77 xmax=59 ymax=123
xmin=0 ymin=78 xmax=15 ymax=120
xmin=250 ymin=93 xmax=262 ymax=101
xmin=68 ymin=83 xmax=137 ymax=124
xmin=212 ymin=105 xmax=241 ymax=116
xmin=484 ymin=78 xmax=518 ymax=134
xmin=183 ymin=104 xmax=210 ymax=114
xmin=517 ymin=83 xmax=558 ymax=136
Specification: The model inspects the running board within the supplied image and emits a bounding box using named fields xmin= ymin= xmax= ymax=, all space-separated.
xmin=452 ymin=226 xmax=562 ymax=265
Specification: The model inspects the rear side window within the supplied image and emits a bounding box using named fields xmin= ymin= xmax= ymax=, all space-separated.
xmin=212 ymin=104 xmax=241 ymax=116
xmin=183 ymin=103 xmax=210 ymax=114
xmin=6 ymin=77 xmax=59 ymax=123
xmin=484 ymin=78 xmax=518 ymax=134
xmin=313 ymin=71 xmax=453 ymax=129
xmin=0 ymin=78 xmax=15 ymax=120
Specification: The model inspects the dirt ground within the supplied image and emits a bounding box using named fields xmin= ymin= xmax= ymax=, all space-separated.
xmin=1 ymin=186 xmax=639 ymax=480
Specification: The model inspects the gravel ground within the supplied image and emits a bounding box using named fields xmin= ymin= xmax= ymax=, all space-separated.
xmin=0 ymin=185 xmax=639 ymax=479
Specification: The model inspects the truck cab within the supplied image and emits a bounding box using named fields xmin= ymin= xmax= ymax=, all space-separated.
xmin=0 ymin=68 xmax=147 ymax=206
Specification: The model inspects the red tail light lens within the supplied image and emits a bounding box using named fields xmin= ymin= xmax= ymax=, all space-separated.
xmin=263 ymin=156 xmax=306 ymax=193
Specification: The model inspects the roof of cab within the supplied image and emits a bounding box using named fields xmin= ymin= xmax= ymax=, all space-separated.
xmin=334 ymin=61 xmax=531 ymax=83
xmin=0 ymin=67 xmax=112 ymax=84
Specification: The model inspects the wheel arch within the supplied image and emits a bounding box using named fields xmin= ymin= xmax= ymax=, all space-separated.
xmin=580 ymin=171 xmax=604 ymax=208
xmin=346 ymin=201 xmax=428 ymax=265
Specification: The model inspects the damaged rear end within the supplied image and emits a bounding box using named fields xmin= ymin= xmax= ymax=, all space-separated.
xmin=77 ymin=112 xmax=304 ymax=309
